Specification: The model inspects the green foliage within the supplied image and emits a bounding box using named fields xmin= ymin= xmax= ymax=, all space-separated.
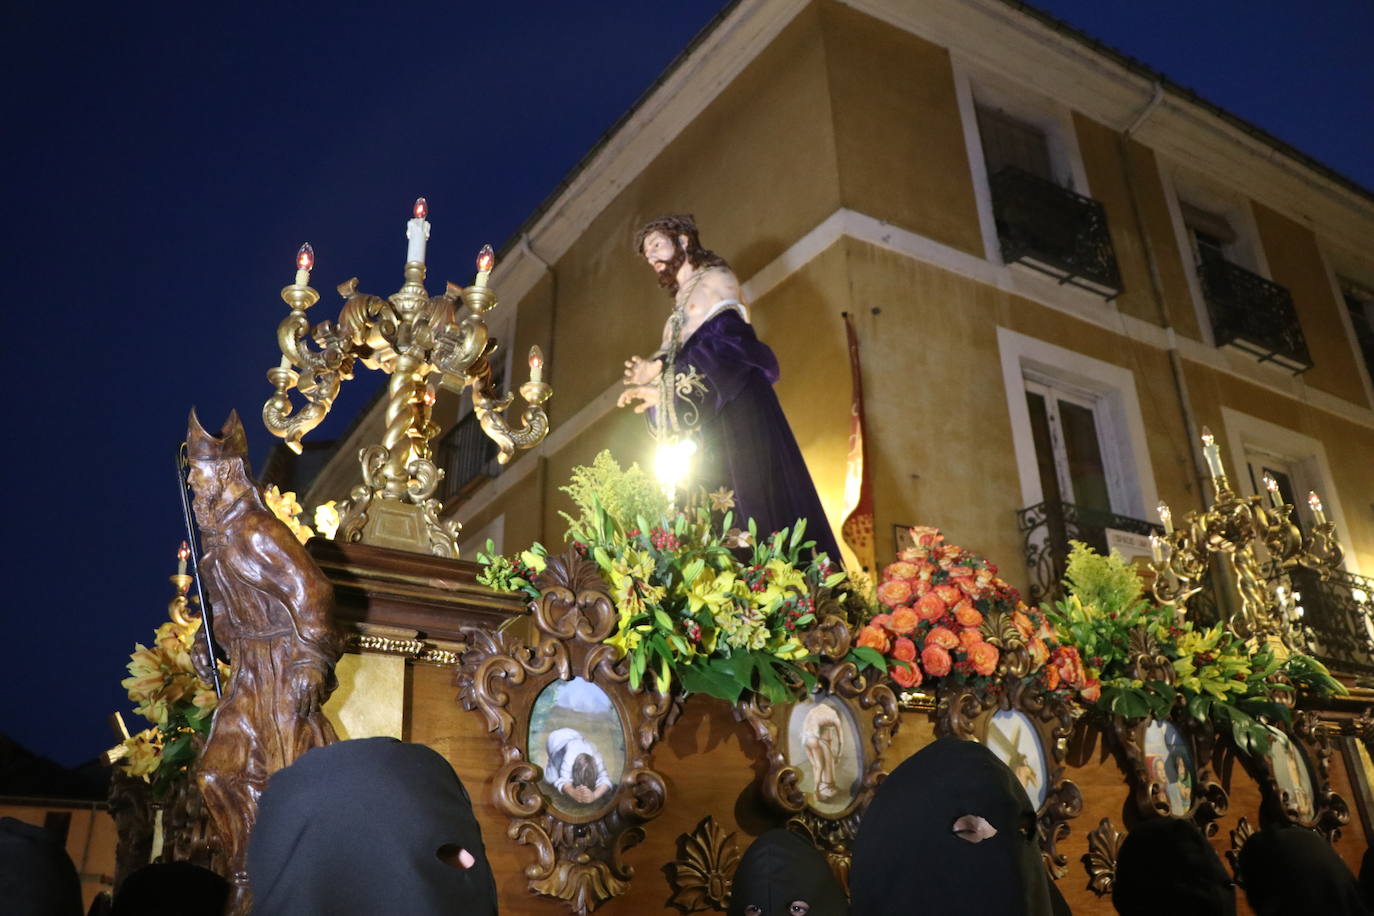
xmin=476 ymin=452 xmax=845 ymax=706
xmin=1044 ymin=542 xmax=1342 ymax=754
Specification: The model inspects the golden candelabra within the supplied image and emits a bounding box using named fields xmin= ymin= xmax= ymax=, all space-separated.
xmin=1148 ymin=428 xmax=1343 ymax=654
xmin=263 ymin=201 xmax=551 ymax=556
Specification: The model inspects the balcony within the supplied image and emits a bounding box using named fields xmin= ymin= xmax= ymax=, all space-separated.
xmin=1197 ymin=248 xmax=1312 ymax=373
xmin=1015 ymin=500 xmax=1161 ymax=607
xmin=437 ymin=410 xmax=498 ymax=504
xmin=989 ymin=166 xmax=1123 ymax=299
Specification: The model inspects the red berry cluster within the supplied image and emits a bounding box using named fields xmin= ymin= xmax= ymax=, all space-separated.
xmin=781 ymin=594 xmax=814 ymax=631
xmin=649 ymin=527 xmax=679 ymax=551
xmin=742 ymin=564 xmax=772 ymax=592
xmin=687 ymin=622 xmax=703 ymax=642
xmin=570 ymin=540 xmax=589 ymax=558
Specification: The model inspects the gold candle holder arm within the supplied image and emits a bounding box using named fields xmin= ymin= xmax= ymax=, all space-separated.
xmin=468 ymin=354 xmax=551 ymax=465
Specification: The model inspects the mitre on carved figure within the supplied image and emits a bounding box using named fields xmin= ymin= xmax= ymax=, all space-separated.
xmin=187 ymin=408 xmax=249 ymax=461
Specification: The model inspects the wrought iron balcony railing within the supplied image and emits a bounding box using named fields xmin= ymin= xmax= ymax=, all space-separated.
xmin=438 ymin=409 xmax=498 ymax=503
xmin=989 ymin=166 xmax=1123 ymax=299
xmin=1197 ymin=248 xmax=1312 ymax=373
xmin=1016 ymin=500 xmax=1161 ymax=607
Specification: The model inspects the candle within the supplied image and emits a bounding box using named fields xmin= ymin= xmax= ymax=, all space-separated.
xmin=295 ymin=242 xmax=314 ymax=287
xmin=529 ymin=345 xmax=544 ymax=384
xmin=1149 ymin=534 xmax=1163 ymax=563
xmin=406 ymin=198 xmax=430 ymax=264
xmin=1157 ymin=501 xmax=1173 ymax=534
xmin=1262 ymin=474 xmax=1281 ymax=508
xmin=1200 ymin=426 xmax=1225 ymax=478
xmin=1308 ymin=491 xmax=1327 ymax=526
xmin=472 ymin=243 xmax=495 ymax=289
xmin=177 ymin=541 xmax=190 ymax=576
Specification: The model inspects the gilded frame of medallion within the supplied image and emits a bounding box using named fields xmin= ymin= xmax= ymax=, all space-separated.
xmin=1341 ymin=710 xmax=1374 ymax=839
xmin=936 ymin=610 xmax=1083 ymax=878
xmin=737 ymin=615 xmax=898 ymax=887
xmin=1111 ymin=710 xmax=1227 ymax=834
xmin=1237 ymin=709 xmax=1349 ymax=840
xmin=456 ymin=552 xmax=675 ymax=914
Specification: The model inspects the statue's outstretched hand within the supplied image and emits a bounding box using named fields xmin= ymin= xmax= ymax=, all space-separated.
xmin=616 ymin=385 xmax=660 ymax=413
xmin=623 ymin=355 xmax=662 ymax=386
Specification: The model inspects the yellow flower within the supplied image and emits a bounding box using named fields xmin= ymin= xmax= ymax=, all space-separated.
xmin=314 ymin=501 xmax=341 ymax=540
xmin=773 ymin=637 xmax=809 ymax=661
xmin=708 ymin=487 xmax=736 ymax=512
xmin=263 ymin=484 xmax=314 ymax=543
xmin=119 ymin=729 xmax=163 ymax=779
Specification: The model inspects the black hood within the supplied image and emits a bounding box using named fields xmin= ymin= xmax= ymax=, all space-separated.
xmin=1239 ymin=824 xmax=1370 ymax=916
xmin=728 ymin=828 xmax=847 ymax=916
xmin=849 ymin=737 xmax=1053 ymax=916
xmin=1113 ymin=816 xmax=1235 ymax=916
xmin=247 ymin=737 xmax=496 ymax=915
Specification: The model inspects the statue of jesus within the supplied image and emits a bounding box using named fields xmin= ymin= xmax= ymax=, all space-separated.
xmin=617 ymin=214 xmax=840 ymax=562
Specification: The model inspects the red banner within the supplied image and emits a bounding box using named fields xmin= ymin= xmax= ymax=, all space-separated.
xmin=840 ymin=314 xmax=875 ymax=573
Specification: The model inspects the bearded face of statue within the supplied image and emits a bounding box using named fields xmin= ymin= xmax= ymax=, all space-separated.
xmin=641 ymin=230 xmax=688 ymax=295
xmin=189 ymin=461 xmax=226 ymax=529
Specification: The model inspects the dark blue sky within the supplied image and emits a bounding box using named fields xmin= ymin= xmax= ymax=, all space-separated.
xmin=4 ymin=0 xmax=1370 ymax=768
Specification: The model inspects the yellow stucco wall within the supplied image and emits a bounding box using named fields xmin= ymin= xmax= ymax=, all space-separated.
xmin=820 ymin=1 xmax=984 ymax=257
xmin=1252 ymin=202 xmax=1372 ymax=408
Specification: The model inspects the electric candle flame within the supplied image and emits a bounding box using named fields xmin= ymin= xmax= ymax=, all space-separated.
xmin=177 ymin=541 xmax=190 ymax=576
xmin=1263 ymin=474 xmax=1281 ymax=508
xmin=413 ymin=197 xmax=428 ymax=219
xmin=422 ymin=384 xmax=436 ymax=407
xmin=655 ymin=437 xmax=698 ymax=497
xmin=472 ymin=243 xmax=496 ymax=289
xmin=1157 ymin=501 xmax=1173 ymax=534
xmin=1308 ymin=491 xmax=1327 ymax=526
xmin=528 ymin=345 xmax=544 ymax=384
xmin=1200 ymin=426 xmax=1215 ymax=446
xmin=296 ymin=242 xmax=314 ymax=272
xmin=1199 ymin=426 xmax=1225 ymax=478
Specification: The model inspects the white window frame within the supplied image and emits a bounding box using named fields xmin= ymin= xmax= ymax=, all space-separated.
xmin=1319 ymin=242 xmax=1374 ymax=409
xmin=998 ymin=326 xmax=1158 ymax=519
xmin=951 ymin=54 xmax=1092 ymax=268
xmin=1219 ymin=406 xmax=1360 ymax=574
xmin=1023 ymin=371 xmax=1130 ymax=512
xmin=1158 ymin=157 xmax=1272 ymax=350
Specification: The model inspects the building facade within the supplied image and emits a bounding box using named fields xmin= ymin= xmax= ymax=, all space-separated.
xmin=304 ymin=0 xmax=1374 ymax=662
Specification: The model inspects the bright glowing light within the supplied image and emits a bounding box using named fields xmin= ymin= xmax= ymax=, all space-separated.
xmin=1200 ymin=426 xmax=1215 ymax=447
xmin=296 ymin=242 xmax=314 ymax=272
xmin=528 ymin=345 xmax=544 ymax=383
xmin=177 ymin=541 xmax=191 ymax=563
xmin=654 ymin=438 xmax=698 ymax=493
xmin=1156 ymin=501 xmax=1173 ymax=533
xmin=413 ymin=197 xmax=428 ymax=219
xmin=1263 ymin=475 xmax=1278 ymax=492
xmin=476 ymin=243 xmax=496 ymax=274
xmin=1308 ymin=491 xmax=1324 ymax=513
xmin=1352 ymin=588 xmax=1369 ymax=605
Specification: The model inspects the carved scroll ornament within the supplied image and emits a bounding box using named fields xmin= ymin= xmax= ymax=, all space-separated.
xmin=1240 ymin=710 xmax=1349 ymax=841
xmin=456 ymin=552 xmax=674 ymax=914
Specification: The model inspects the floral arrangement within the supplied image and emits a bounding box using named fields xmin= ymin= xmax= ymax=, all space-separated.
xmin=1044 ymin=541 xmax=1344 ymax=754
xmin=117 ymin=614 xmax=226 ymax=795
xmin=477 ymin=451 xmax=851 ymax=704
xmin=263 ymin=484 xmax=314 ymax=544
xmin=856 ymin=527 xmax=1098 ymax=701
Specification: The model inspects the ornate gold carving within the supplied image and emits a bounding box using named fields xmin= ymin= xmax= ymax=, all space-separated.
xmin=1225 ymin=815 xmax=1253 ymax=878
xmin=1083 ymin=817 xmax=1124 ymax=896
xmin=666 ymin=816 xmax=741 ymax=913
xmin=1128 ymin=627 xmax=1175 ymax=685
xmin=736 ymin=617 xmax=898 ymax=887
xmin=937 ymin=662 xmax=1083 ymax=878
xmin=264 ymin=258 xmax=551 ymax=556
xmin=455 ymin=552 xmax=673 ymax=914
xmin=344 ymin=632 xmax=464 ymax=667
xmin=1111 ymin=715 xmax=1227 ymax=835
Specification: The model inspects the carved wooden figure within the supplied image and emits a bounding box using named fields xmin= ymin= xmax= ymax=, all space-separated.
xmin=186 ymin=409 xmax=342 ymax=912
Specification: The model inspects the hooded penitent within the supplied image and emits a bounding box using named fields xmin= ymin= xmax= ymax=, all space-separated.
xmin=849 ymin=736 xmax=1055 ymax=916
xmin=1112 ymin=816 xmax=1235 ymax=916
xmin=1238 ymin=824 xmax=1371 ymax=916
xmin=727 ymin=829 xmax=847 ymax=916
xmin=247 ymin=737 xmax=496 ymax=915
xmin=0 ymin=817 xmax=83 ymax=916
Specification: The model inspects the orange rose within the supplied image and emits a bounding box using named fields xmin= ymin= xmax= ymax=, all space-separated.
xmin=883 ymin=561 xmax=919 ymax=581
xmin=870 ymin=613 xmax=894 ymax=631
xmin=958 ymin=628 xmax=983 ymax=650
xmin=857 ymin=625 xmax=891 ymax=654
xmin=935 ymin=584 xmax=962 ymax=604
xmin=921 ymin=645 xmax=952 ymax=677
xmin=953 ymin=576 xmax=983 ymax=599
xmin=947 ymin=565 xmax=973 ymax=579
xmin=890 ymin=660 xmax=923 ymax=688
xmin=1012 ymin=610 xmax=1035 ymax=640
xmin=1045 ymin=664 xmax=1060 ymax=690
xmin=926 ymin=626 xmax=959 ymax=650
xmin=1028 ymin=637 xmax=1050 ymax=668
xmin=1051 ymin=646 xmax=1087 ymax=687
xmin=911 ymin=579 xmax=932 ymax=598
xmin=891 ymin=637 xmax=917 ymax=662
xmin=910 ymin=527 xmax=942 ymax=548
xmin=876 ymin=578 xmax=913 ymax=608
xmin=954 ymin=600 xmax=983 ymax=628
xmin=1080 ymin=678 xmax=1102 ymax=702
xmin=889 ymin=607 xmax=919 ymax=635
xmin=915 ymin=591 xmax=947 ymax=622
xmin=969 ymin=641 xmax=1000 ymax=676
xmin=898 ymin=547 xmax=926 ymax=563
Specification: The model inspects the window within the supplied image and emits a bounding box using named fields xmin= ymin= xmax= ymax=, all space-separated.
xmin=976 ymin=106 xmax=1053 ymax=183
xmin=1180 ymin=203 xmax=1237 ymax=267
xmin=1342 ymin=280 xmax=1374 ymax=378
xmin=1023 ymin=374 xmax=1116 ymax=514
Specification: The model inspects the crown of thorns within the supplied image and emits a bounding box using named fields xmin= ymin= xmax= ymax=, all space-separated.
xmin=634 ymin=214 xmax=699 ymax=255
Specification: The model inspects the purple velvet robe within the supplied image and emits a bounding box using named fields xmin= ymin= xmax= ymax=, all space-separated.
xmin=675 ymin=309 xmax=841 ymax=562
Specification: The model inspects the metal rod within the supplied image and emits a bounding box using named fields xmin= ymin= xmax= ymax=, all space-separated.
xmin=176 ymin=443 xmax=223 ymax=698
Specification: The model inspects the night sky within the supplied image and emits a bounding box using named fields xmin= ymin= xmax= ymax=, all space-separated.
xmin=5 ymin=0 xmax=1370 ymax=769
